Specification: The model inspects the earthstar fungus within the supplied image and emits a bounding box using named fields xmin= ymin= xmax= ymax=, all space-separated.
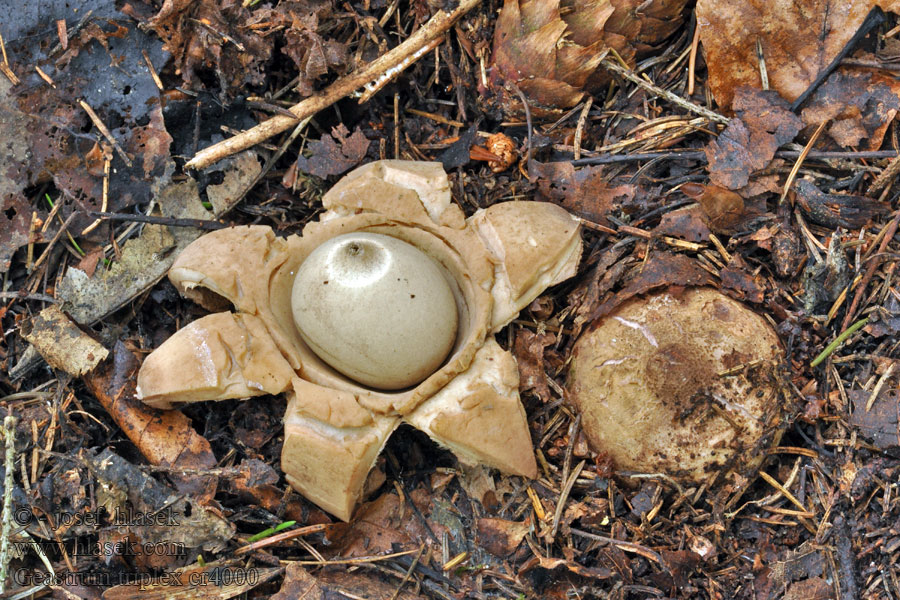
xmin=568 ymin=288 xmax=786 ymax=483
xmin=136 ymin=160 xmax=583 ymax=520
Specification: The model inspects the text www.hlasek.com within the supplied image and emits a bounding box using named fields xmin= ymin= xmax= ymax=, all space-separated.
xmin=10 ymin=539 xmax=186 ymax=558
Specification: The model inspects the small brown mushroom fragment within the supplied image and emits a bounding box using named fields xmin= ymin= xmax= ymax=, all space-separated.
xmin=568 ymin=288 xmax=785 ymax=482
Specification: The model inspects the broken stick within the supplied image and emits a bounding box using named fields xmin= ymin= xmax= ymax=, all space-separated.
xmin=185 ymin=0 xmax=482 ymax=171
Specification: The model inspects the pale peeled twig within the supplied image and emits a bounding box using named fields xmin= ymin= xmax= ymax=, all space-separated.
xmin=0 ymin=416 xmax=18 ymax=595
xmin=184 ymin=0 xmax=482 ymax=171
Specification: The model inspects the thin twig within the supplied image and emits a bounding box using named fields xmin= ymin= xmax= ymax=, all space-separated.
xmin=0 ymin=31 xmax=20 ymax=85
xmin=289 ymin=548 xmax=421 ymax=566
xmin=142 ymin=49 xmax=164 ymax=91
xmin=231 ymin=116 xmax=311 ymax=211
xmin=842 ymin=210 xmax=900 ymax=330
xmin=91 ymin=211 xmax=228 ymax=230
xmin=232 ymin=524 xmax=328 ymax=556
xmin=569 ymin=528 xmax=671 ymax=572
xmin=687 ymin=22 xmax=700 ymax=96
xmin=49 ymin=10 xmax=93 ymax=57
xmin=865 ymin=362 xmax=894 ymax=412
xmin=780 ymin=119 xmax=828 ymax=205
xmin=0 ymin=416 xmax=19 ymax=595
xmin=561 ymin=413 xmax=581 ymax=487
xmin=0 ymin=292 xmax=56 ymax=303
xmin=32 ymin=212 xmax=78 ymax=271
xmin=572 ymin=149 xmax=899 ymax=167
xmin=394 ymin=92 xmax=400 ymax=159
xmin=869 ymin=153 xmax=900 ymax=194
xmin=34 ymin=66 xmax=55 ymax=88
xmin=390 ymin=544 xmax=426 ymax=600
xmin=573 ymin=97 xmax=592 ymax=161
xmin=78 ymin=100 xmax=132 ymax=167
xmin=756 ymin=38 xmax=769 ymax=90
xmin=25 ymin=211 xmax=37 ymax=271
xmin=757 ymin=471 xmax=812 ymax=514
xmin=81 ymin=156 xmax=111 ymax=235
xmin=512 ymin=84 xmax=533 ymax=175
xmin=549 ymin=459 xmax=585 ymax=540
xmin=185 ymin=0 xmax=482 ymax=170
xmin=600 ymin=58 xmax=729 ymax=125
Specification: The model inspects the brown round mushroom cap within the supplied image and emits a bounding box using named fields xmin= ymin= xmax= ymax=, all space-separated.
xmin=568 ymin=288 xmax=784 ymax=482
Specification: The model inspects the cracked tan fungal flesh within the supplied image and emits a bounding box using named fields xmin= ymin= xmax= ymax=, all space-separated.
xmin=136 ymin=160 xmax=582 ymax=520
xmin=568 ymin=288 xmax=784 ymax=482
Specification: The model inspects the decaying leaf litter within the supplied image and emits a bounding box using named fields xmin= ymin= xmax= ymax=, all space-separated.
xmin=3 ymin=0 xmax=900 ymax=597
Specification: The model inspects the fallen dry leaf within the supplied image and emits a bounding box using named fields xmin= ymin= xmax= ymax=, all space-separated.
xmin=697 ymin=0 xmax=900 ymax=110
xmin=514 ymin=329 xmax=556 ymax=402
xmin=799 ymin=70 xmax=900 ymax=148
xmin=720 ymin=254 xmax=766 ymax=304
xmin=9 ymin=9 xmax=171 ymax=241
xmin=20 ymin=305 xmax=108 ymax=376
xmin=86 ymin=447 xmax=235 ymax=555
xmin=802 ymin=234 xmax=851 ymax=314
xmin=558 ymin=496 xmax=611 ymax=535
xmin=324 ymin=489 xmax=446 ymax=557
xmin=759 ymin=206 xmax=806 ymax=278
xmin=295 ymin=124 xmax=372 ymax=178
xmin=764 ymin=542 xmax=828 ymax=594
xmin=849 ymin=389 xmax=900 ymax=453
xmin=656 ymin=549 xmax=702 ymax=590
xmin=590 ymin=252 xmax=715 ymax=321
xmin=75 ymin=247 xmax=105 ymax=279
xmin=784 ymin=576 xmax=835 ymax=600
xmin=271 ymin=563 xmax=323 ymax=600
xmin=476 ymin=516 xmax=532 ymax=556
xmin=490 ymin=0 xmax=610 ymax=112
xmin=654 ymin=204 xmax=712 ymax=242
xmin=704 ymin=88 xmax=802 ymax=190
xmin=132 ymin=0 xmax=348 ymax=96
xmin=0 ymin=76 xmax=35 ymax=273
xmin=520 ymin=554 xmax=615 ymax=588
xmin=864 ymin=295 xmax=900 ymax=338
xmin=83 ymin=341 xmax=218 ymax=501
xmin=56 ymin=151 xmax=260 ymax=325
xmin=278 ymin=3 xmax=349 ymax=97
xmin=227 ymin=458 xmax=319 ymax=523
xmin=317 ymin=568 xmax=424 ymax=600
xmin=531 ymin=161 xmax=634 ymax=224
xmin=569 ymin=244 xmax=632 ymax=334
xmin=456 ymin=464 xmax=518 ymax=509
xmin=137 ymin=0 xmax=269 ymax=91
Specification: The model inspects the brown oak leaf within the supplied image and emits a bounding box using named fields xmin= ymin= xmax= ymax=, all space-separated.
xmin=705 ymin=88 xmax=802 ymax=190
xmin=697 ymin=0 xmax=900 ymax=110
xmin=295 ymin=125 xmax=371 ymax=178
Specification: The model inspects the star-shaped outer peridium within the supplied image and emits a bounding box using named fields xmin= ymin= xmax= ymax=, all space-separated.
xmin=136 ymin=160 xmax=582 ymax=520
